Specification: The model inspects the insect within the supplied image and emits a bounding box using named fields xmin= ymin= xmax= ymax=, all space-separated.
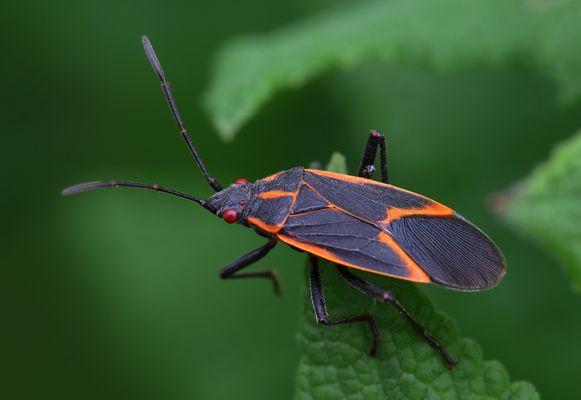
xmin=63 ymin=36 xmax=506 ymax=368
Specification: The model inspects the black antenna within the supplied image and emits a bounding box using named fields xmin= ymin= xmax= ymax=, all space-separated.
xmin=62 ymin=180 xmax=213 ymax=209
xmin=141 ymin=35 xmax=223 ymax=192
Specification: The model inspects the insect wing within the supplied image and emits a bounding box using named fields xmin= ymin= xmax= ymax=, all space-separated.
xmin=386 ymin=214 xmax=505 ymax=290
xmin=303 ymin=169 xmax=506 ymax=290
xmin=278 ymin=208 xmax=430 ymax=283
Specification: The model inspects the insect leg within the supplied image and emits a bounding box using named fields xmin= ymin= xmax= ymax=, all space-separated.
xmin=336 ymin=266 xmax=457 ymax=368
xmin=309 ymin=255 xmax=381 ymax=356
xmin=357 ymin=129 xmax=388 ymax=184
xmin=219 ymin=238 xmax=282 ymax=295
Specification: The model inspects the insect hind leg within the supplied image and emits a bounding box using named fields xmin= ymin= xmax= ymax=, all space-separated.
xmin=308 ymin=255 xmax=380 ymax=356
xmin=336 ymin=265 xmax=457 ymax=368
xmin=357 ymin=129 xmax=388 ymax=183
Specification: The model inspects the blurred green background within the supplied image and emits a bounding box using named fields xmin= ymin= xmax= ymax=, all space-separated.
xmin=3 ymin=0 xmax=581 ymax=399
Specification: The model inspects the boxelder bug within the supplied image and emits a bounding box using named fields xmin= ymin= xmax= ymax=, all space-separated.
xmin=63 ymin=36 xmax=506 ymax=368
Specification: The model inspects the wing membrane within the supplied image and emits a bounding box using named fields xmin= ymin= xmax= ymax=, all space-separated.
xmin=387 ymin=214 xmax=505 ymax=290
xmin=279 ymin=209 xmax=430 ymax=282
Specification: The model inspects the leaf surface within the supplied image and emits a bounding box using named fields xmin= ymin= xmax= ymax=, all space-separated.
xmin=504 ymin=131 xmax=581 ymax=292
xmin=205 ymin=0 xmax=581 ymax=139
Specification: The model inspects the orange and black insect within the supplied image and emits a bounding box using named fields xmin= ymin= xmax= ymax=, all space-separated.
xmin=63 ymin=36 xmax=506 ymax=368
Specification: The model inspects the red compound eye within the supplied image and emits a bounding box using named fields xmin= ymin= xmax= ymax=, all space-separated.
xmin=221 ymin=208 xmax=238 ymax=223
xmin=234 ymin=178 xmax=249 ymax=185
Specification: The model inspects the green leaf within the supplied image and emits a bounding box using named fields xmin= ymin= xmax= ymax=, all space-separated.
xmin=294 ymin=153 xmax=538 ymax=399
xmin=296 ymin=262 xmax=539 ymax=400
xmin=325 ymin=152 xmax=347 ymax=174
xmin=535 ymin=1 xmax=581 ymax=103
xmin=295 ymin=261 xmax=538 ymax=400
xmin=503 ymin=131 xmax=581 ymax=293
xmin=205 ymin=0 xmax=581 ymax=139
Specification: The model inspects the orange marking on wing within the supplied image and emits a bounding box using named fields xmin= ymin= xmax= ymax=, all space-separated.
xmin=380 ymin=202 xmax=453 ymax=225
xmin=258 ymin=190 xmax=294 ymax=199
xmin=306 ymin=169 xmax=388 ymax=187
xmin=376 ymin=232 xmax=430 ymax=282
xmin=287 ymin=185 xmax=301 ymax=212
xmin=251 ymin=186 xmax=301 ymax=234
xmin=277 ymin=233 xmax=431 ymax=284
xmin=302 ymin=182 xmax=335 ymax=208
xmin=259 ymin=172 xmax=282 ymax=182
xmin=306 ymin=168 xmax=452 ymax=206
xmin=247 ymin=217 xmax=282 ymax=234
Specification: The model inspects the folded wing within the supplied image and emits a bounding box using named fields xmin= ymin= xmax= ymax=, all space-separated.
xmin=386 ymin=214 xmax=505 ymax=290
xmin=283 ymin=170 xmax=506 ymax=291
xmin=278 ymin=208 xmax=430 ymax=283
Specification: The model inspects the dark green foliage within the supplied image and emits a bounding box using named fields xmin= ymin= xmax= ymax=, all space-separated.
xmin=296 ymin=260 xmax=538 ymax=400
xmin=504 ymin=131 xmax=581 ymax=292
xmin=205 ymin=0 xmax=581 ymax=139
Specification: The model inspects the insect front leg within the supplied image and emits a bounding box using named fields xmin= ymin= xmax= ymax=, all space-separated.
xmin=308 ymin=255 xmax=381 ymax=356
xmin=357 ymin=129 xmax=388 ymax=184
xmin=219 ymin=238 xmax=282 ymax=295
xmin=336 ymin=266 xmax=457 ymax=368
